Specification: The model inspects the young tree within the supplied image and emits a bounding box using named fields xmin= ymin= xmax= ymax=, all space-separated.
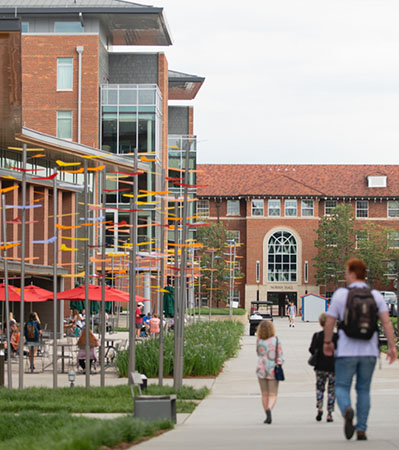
xmin=196 ymin=222 xmax=243 ymax=307
xmin=313 ymin=203 xmax=356 ymax=289
xmin=356 ymin=223 xmax=391 ymax=288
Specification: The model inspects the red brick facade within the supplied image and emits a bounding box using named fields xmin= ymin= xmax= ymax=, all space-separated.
xmin=198 ymin=165 xmax=399 ymax=312
xmin=21 ymin=35 xmax=99 ymax=148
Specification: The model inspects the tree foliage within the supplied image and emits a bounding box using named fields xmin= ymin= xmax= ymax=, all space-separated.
xmin=196 ymin=222 xmax=243 ymax=307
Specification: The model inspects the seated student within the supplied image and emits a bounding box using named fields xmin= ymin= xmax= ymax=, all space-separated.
xmin=4 ymin=320 xmax=21 ymax=360
xmin=142 ymin=312 xmax=152 ymax=336
xmin=77 ymin=329 xmax=99 ymax=373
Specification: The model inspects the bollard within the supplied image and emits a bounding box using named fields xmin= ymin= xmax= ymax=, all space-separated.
xmin=0 ymin=343 xmax=4 ymax=387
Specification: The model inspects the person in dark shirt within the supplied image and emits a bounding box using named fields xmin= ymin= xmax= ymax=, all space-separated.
xmin=309 ymin=312 xmax=338 ymax=423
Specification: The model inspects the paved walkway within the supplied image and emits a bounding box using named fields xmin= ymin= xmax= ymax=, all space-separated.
xmin=134 ymin=318 xmax=399 ymax=450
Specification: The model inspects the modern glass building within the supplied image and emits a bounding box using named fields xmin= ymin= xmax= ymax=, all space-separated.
xmin=100 ymin=84 xmax=163 ymax=253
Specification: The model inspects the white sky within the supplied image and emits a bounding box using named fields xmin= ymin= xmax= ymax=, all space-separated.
xmin=157 ymin=0 xmax=399 ymax=164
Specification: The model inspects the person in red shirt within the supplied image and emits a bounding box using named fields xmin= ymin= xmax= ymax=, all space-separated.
xmin=135 ymin=302 xmax=144 ymax=339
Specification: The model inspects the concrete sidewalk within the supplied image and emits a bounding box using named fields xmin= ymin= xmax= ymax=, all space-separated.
xmin=134 ymin=318 xmax=399 ymax=450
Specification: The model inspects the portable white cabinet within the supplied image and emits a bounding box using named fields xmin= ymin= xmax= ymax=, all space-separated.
xmin=301 ymin=293 xmax=327 ymax=322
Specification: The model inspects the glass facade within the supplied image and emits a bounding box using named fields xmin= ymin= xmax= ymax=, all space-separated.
xmin=100 ymin=84 xmax=163 ymax=252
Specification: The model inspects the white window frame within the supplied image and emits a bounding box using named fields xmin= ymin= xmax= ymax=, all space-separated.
xmin=388 ymin=231 xmax=399 ymax=249
xmin=251 ymin=199 xmax=264 ymax=216
xmin=356 ymin=200 xmax=369 ymax=218
xmin=284 ymin=199 xmax=297 ymax=217
xmin=197 ymin=199 xmax=210 ymax=217
xmin=57 ymin=57 xmax=73 ymax=91
xmin=56 ymin=111 xmax=73 ymax=140
xmin=325 ymin=200 xmax=337 ymax=215
xmin=301 ymin=200 xmax=314 ymax=217
xmin=256 ymin=261 xmax=260 ymax=283
xmin=268 ymin=199 xmax=281 ymax=217
xmin=227 ymin=200 xmax=240 ymax=216
xmin=388 ymin=200 xmax=399 ymax=218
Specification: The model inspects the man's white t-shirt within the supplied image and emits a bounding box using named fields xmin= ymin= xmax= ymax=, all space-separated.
xmin=327 ymin=282 xmax=388 ymax=357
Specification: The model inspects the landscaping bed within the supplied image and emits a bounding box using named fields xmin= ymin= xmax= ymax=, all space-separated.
xmin=189 ymin=307 xmax=247 ymax=316
xmin=0 ymin=385 xmax=209 ymax=414
xmin=116 ymin=321 xmax=244 ymax=378
xmin=0 ymin=413 xmax=172 ymax=450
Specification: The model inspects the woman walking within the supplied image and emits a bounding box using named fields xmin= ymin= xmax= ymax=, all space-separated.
xmin=256 ymin=320 xmax=284 ymax=424
xmin=309 ymin=312 xmax=337 ymax=423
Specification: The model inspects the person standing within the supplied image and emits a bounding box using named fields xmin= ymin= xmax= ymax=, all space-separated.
xmin=24 ymin=312 xmax=41 ymax=371
xmin=149 ymin=313 xmax=161 ymax=337
xmin=288 ymin=302 xmax=296 ymax=327
xmin=309 ymin=312 xmax=338 ymax=423
xmin=256 ymin=320 xmax=284 ymax=424
xmin=135 ymin=302 xmax=144 ymax=339
xmin=324 ymin=259 xmax=397 ymax=441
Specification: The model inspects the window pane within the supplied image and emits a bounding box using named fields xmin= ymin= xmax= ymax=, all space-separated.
xmin=57 ymin=58 xmax=73 ymax=90
xmin=268 ymin=199 xmax=280 ymax=216
xmin=101 ymin=111 xmax=117 ymax=153
xmin=22 ymin=22 xmax=29 ymax=33
xmin=267 ymin=231 xmax=297 ymax=282
xmin=388 ymin=231 xmax=399 ymax=248
xmin=388 ymin=201 xmax=399 ymax=218
xmin=197 ymin=200 xmax=209 ymax=217
xmin=301 ymin=200 xmax=314 ymax=216
xmin=285 ymin=200 xmax=297 ymax=216
xmin=57 ymin=111 xmax=72 ymax=139
xmin=119 ymin=89 xmax=137 ymax=105
xmin=54 ymin=22 xmax=83 ymax=33
xmin=325 ymin=200 xmax=337 ymax=215
xmin=356 ymin=200 xmax=368 ymax=218
xmin=227 ymin=230 xmax=240 ymax=243
xmin=251 ymin=199 xmax=264 ymax=216
xmin=227 ymin=200 xmax=239 ymax=215
xmin=139 ymin=90 xmax=155 ymax=105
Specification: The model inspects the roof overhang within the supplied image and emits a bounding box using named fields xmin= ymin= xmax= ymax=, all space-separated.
xmin=16 ymin=127 xmax=149 ymax=172
xmin=168 ymin=70 xmax=205 ymax=100
xmin=0 ymin=7 xmax=172 ymax=46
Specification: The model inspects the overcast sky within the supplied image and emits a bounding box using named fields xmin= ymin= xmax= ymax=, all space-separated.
xmin=158 ymin=0 xmax=399 ymax=165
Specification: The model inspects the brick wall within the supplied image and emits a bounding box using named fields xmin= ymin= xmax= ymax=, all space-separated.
xmin=21 ymin=35 xmax=99 ymax=148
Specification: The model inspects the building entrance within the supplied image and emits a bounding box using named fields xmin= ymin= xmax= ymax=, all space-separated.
xmin=267 ymin=292 xmax=297 ymax=317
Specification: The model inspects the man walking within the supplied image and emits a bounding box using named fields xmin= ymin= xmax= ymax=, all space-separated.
xmin=323 ymin=259 xmax=397 ymax=441
xmin=288 ymin=302 xmax=296 ymax=327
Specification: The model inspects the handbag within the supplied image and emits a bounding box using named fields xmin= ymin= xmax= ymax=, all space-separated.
xmin=308 ymin=350 xmax=319 ymax=367
xmin=274 ymin=337 xmax=285 ymax=381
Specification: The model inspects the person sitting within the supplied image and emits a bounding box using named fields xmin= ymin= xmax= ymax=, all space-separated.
xmin=4 ymin=320 xmax=20 ymax=360
xmin=77 ymin=328 xmax=99 ymax=373
xmin=142 ymin=312 xmax=152 ymax=336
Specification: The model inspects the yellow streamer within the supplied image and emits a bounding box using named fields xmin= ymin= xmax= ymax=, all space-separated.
xmin=61 ymin=236 xmax=88 ymax=241
xmin=62 ymin=271 xmax=85 ymax=278
xmin=60 ymin=244 xmax=78 ymax=251
xmin=56 ymin=160 xmax=81 ymax=167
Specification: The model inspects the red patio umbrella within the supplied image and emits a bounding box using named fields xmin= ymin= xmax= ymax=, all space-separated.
xmin=0 ymin=283 xmax=49 ymax=302
xmin=54 ymin=284 xmax=151 ymax=303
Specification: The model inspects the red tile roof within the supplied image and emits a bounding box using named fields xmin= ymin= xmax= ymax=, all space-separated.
xmin=196 ymin=164 xmax=399 ymax=198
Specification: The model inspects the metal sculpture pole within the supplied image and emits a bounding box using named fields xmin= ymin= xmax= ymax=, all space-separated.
xmin=176 ymin=144 xmax=191 ymax=389
xmin=198 ymin=255 xmax=201 ymax=319
xmin=229 ymin=242 xmax=233 ymax=321
xmin=19 ymin=143 xmax=27 ymax=389
xmin=52 ymin=174 xmax=58 ymax=388
xmin=158 ymin=168 xmax=166 ymax=385
xmin=173 ymin=195 xmax=180 ymax=390
xmin=1 ymin=193 xmax=12 ymax=388
xmin=100 ymin=169 xmax=106 ymax=387
xmin=128 ymin=148 xmax=138 ymax=379
xmin=209 ymin=249 xmax=215 ymax=322
xmin=84 ymin=159 xmax=90 ymax=389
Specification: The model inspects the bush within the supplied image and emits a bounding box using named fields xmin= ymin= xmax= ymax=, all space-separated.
xmin=116 ymin=321 xmax=244 ymax=378
xmin=189 ymin=308 xmax=247 ymax=316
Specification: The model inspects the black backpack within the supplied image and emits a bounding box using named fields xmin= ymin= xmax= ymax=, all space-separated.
xmin=340 ymin=287 xmax=378 ymax=340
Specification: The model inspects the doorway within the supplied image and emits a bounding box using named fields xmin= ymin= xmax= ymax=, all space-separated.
xmin=267 ymin=292 xmax=297 ymax=317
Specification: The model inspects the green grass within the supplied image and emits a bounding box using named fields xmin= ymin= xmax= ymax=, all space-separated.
xmin=114 ymin=327 xmax=129 ymax=332
xmin=116 ymin=321 xmax=244 ymax=378
xmin=0 ymin=413 xmax=172 ymax=450
xmin=189 ymin=307 xmax=247 ymax=316
xmin=0 ymin=385 xmax=209 ymax=414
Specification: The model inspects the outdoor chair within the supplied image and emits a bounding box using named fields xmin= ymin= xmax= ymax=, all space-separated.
xmin=130 ymin=371 xmax=176 ymax=423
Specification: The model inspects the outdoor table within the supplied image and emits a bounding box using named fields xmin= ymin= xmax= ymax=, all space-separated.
xmin=57 ymin=342 xmax=75 ymax=374
xmin=104 ymin=337 xmax=122 ymax=348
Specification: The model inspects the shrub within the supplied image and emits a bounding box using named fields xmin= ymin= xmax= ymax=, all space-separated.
xmin=116 ymin=321 xmax=244 ymax=378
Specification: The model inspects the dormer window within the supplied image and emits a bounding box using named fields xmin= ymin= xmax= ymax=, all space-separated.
xmin=368 ymin=176 xmax=387 ymax=188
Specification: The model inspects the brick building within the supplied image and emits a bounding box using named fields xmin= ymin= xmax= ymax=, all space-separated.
xmin=0 ymin=3 xmax=204 ymax=327
xmin=197 ymin=164 xmax=399 ymax=313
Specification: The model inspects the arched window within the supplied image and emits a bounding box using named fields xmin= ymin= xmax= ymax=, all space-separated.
xmin=268 ymin=231 xmax=297 ymax=282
